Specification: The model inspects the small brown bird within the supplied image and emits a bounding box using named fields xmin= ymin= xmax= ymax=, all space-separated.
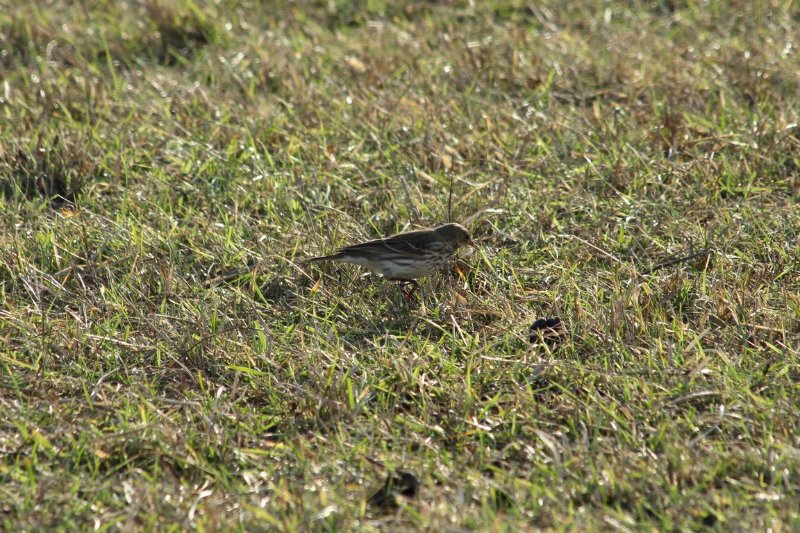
xmin=307 ymin=223 xmax=472 ymax=296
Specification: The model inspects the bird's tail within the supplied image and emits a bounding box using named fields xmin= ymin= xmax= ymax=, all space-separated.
xmin=304 ymin=252 xmax=345 ymax=264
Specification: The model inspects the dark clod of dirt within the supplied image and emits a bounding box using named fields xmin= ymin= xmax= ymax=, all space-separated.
xmin=368 ymin=471 xmax=420 ymax=510
xmin=702 ymin=512 xmax=718 ymax=527
xmin=529 ymin=317 xmax=566 ymax=345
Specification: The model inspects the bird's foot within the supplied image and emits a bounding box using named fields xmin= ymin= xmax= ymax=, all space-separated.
xmin=392 ymin=279 xmax=420 ymax=303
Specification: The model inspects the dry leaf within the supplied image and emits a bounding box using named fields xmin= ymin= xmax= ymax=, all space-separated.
xmin=345 ymin=56 xmax=366 ymax=73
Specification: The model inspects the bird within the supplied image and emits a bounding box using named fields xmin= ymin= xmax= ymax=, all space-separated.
xmin=306 ymin=223 xmax=472 ymax=297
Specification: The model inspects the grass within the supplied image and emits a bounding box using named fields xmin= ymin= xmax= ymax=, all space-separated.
xmin=1 ymin=0 xmax=799 ymax=530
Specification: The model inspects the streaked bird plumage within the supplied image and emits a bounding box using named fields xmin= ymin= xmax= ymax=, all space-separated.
xmin=307 ymin=223 xmax=472 ymax=282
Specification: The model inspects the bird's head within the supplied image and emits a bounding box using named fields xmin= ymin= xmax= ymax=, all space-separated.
xmin=435 ymin=223 xmax=472 ymax=249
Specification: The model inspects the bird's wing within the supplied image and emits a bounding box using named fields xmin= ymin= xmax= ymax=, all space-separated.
xmin=339 ymin=229 xmax=442 ymax=258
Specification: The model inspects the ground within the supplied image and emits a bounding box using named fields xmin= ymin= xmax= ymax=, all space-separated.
xmin=1 ymin=1 xmax=799 ymax=530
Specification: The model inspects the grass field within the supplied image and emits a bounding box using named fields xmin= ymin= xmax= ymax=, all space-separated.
xmin=2 ymin=1 xmax=799 ymax=530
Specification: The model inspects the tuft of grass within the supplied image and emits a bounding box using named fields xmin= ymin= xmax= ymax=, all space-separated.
xmin=1 ymin=0 xmax=799 ymax=530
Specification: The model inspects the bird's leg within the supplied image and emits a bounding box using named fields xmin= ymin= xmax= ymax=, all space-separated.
xmin=404 ymin=280 xmax=419 ymax=301
xmin=393 ymin=279 xmax=420 ymax=301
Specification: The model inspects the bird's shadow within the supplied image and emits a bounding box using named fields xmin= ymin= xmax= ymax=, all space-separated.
xmin=307 ymin=270 xmax=460 ymax=339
